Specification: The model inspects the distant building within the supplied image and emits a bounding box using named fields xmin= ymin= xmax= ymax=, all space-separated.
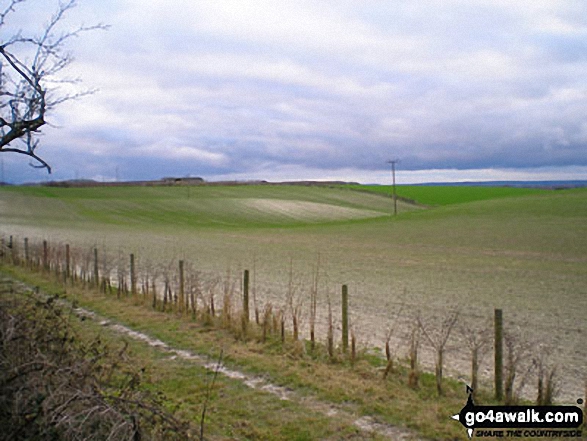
xmin=161 ymin=177 xmax=205 ymax=185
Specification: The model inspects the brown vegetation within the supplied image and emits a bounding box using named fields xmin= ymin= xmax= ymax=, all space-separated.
xmin=0 ymin=279 xmax=191 ymax=440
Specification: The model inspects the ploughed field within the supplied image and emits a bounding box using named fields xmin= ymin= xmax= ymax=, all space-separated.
xmin=1 ymin=183 xmax=585 ymax=403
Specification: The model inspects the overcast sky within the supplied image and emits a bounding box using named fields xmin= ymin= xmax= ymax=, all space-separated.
xmin=2 ymin=0 xmax=587 ymax=184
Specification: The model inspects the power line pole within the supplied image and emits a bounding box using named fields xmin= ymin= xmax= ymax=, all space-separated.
xmin=387 ymin=159 xmax=399 ymax=215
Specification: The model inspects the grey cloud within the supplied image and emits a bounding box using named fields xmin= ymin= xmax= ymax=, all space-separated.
xmin=5 ymin=0 xmax=587 ymax=184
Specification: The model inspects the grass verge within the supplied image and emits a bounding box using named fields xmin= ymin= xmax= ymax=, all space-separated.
xmin=1 ymin=266 xmax=371 ymax=440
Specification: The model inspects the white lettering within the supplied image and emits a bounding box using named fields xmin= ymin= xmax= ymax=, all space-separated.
xmin=531 ymin=409 xmax=542 ymax=423
xmin=504 ymin=412 xmax=517 ymax=423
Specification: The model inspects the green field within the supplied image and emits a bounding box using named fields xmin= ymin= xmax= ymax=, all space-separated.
xmin=1 ymin=183 xmax=586 ymax=406
xmin=343 ymin=184 xmax=547 ymax=206
xmin=0 ymin=184 xmax=405 ymax=229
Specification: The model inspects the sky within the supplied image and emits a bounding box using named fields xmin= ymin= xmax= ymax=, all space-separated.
xmin=2 ymin=0 xmax=587 ymax=184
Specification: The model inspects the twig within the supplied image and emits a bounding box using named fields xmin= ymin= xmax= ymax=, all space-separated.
xmin=200 ymin=349 xmax=223 ymax=441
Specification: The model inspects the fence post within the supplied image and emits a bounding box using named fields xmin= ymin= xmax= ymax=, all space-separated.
xmin=178 ymin=260 xmax=185 ymax=313
xmin=65 ymin=244 xmax=70 ymax=281
xmin=10 ymin=235 xmax=16 ymax=263
xmin=342 ymin=284 xmax=349 ymax=353
xmin=92 ymin=248 xmax=98 ymax=286
xmin=243 ymin=270 xmax=250 ymax=323
xmin=130 ymin=253 xmax=136 ymax=297
xmin=24 ymin=238 xmax=29 ymax=265
xmin=43 ymin=240 xmax=48 ymax=271
xmin=494 ymin=308 xmax=503 ymax=401
xmin=242 ymin=269 xmax=250 ymax=335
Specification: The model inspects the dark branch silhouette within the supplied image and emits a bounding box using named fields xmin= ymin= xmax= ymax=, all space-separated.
xmin=0 ymin=0 xmax=106 ymax=173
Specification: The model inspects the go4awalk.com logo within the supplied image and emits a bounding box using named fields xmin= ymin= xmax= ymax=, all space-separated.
xmin=451 ymin=386 xmax=584 ymax=439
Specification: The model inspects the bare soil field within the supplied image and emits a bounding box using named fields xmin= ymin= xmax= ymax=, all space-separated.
xmin=239 ymin=198 xmax=384 ymax=221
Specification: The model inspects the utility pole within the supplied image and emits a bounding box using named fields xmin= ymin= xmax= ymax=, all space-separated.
xmin=387 ymin=159 xmax=399 ymax=215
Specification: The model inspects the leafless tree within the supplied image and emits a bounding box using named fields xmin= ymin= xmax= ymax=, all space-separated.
xmin=326 ymin=292 xmax=334 ymax=360
xmin=309 ymin=255 xmax=320 ymax=351
xmin=184 ymin=263 xmax=203 ymax=318
xmin=407 ymin=321 xmax=420 ymax=388
xmin=382 ymin=305 xmax=404 ymax=379
xmin=417 ymin=309 xmax=459 ymax=396
xmin=0 ymin=0 xmax=105 ymax=172
xmin=503 ymin=328 xmax=535 ymax=405
xmin=285 ymin=258 xmax=303 ymax=342
xmin=533 ymin=344 xmax=559 ymax=405
xmin=459 ymin=318 xmax=492 ymax=398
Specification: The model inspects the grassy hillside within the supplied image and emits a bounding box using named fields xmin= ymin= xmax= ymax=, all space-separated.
xmin=343 ymin=184 xmax=547 ymax=206
xmin=0 ymin=184 xmax=416 ymax=230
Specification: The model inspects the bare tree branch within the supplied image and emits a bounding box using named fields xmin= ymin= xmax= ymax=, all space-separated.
xmin=459 ymin=318 xmax=492 ymax=397
xmin=417 ymin=309 xmax=459 ymax=395
xmin=0 ymin=0 xmax=106 ymax=173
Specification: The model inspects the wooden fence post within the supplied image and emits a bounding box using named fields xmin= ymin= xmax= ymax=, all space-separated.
xmin=130 ymin=253 xmax=136 ymax=297
xmin=342 ymin=284 xmax=349 ymax=353
xmin=93 ymin=248 xmax=99 ymax=287
xmin=43 ymin=240 xmax=48 ymax=271
xmin=65 ymin=244 xmax=70 ymax=281
xmin=24 ymin=238 xmax=29 ymax=265
xmin=242 ymin=269 xmax=250 ymax=335
xmin=494 ymin=308 xmax=503 ymax=401
xmin=243 ymin=270 xmax=250 ymax=323
xmin=178 ymin=260 xmax=185 ymax=313
xmin=10 ymin=235 xmax=16 ymax=263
